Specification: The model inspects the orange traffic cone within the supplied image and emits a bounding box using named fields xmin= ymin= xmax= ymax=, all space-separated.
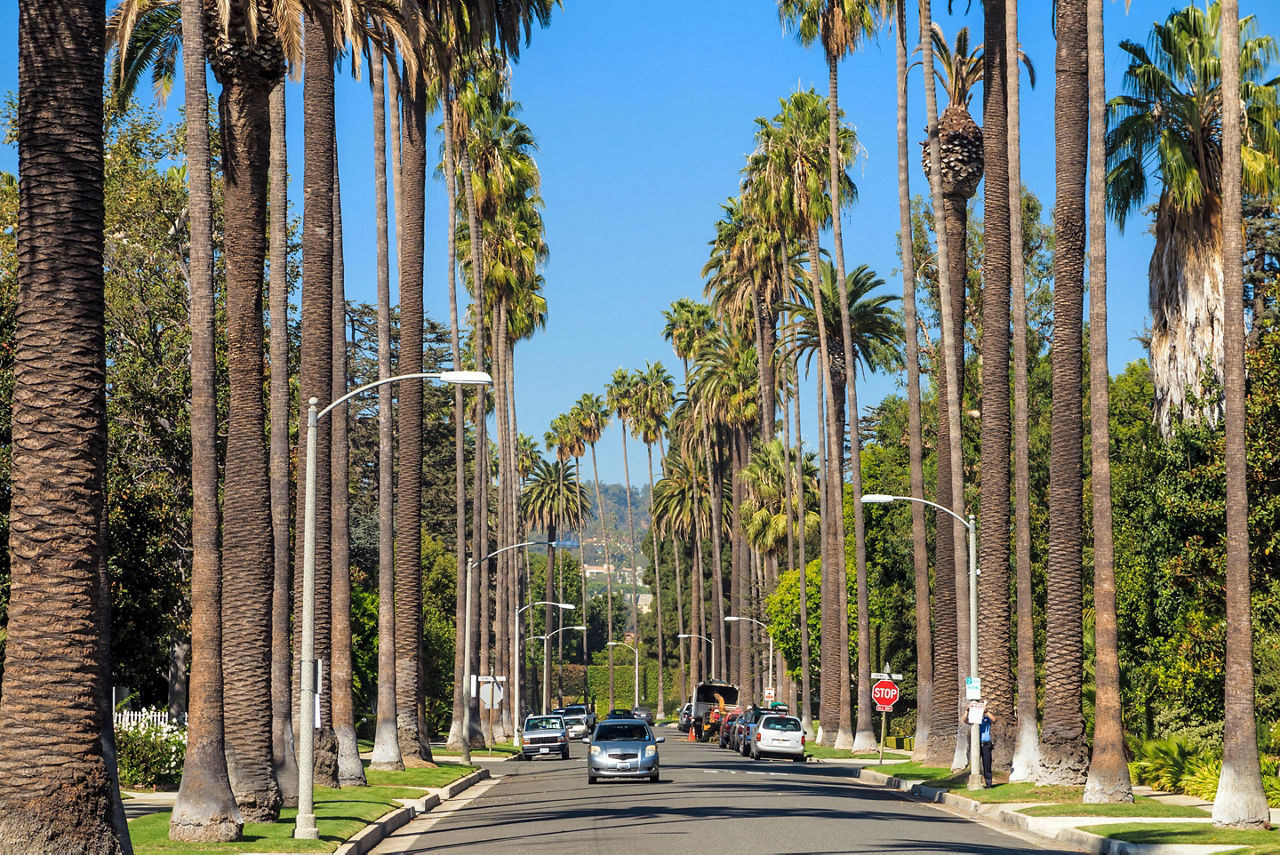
xmin=688 ymin=726 xmax=695 ymax=742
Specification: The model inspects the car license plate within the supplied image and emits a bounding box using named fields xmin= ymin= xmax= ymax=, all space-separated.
xmin=619 ymin=762 xmax=631 ymax=771
xmin=539 ymin=747 xmax=549 ymax=754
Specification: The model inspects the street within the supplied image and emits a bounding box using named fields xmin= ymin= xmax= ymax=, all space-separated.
xmin=371 ymin=730 xmax=1080 ymax=854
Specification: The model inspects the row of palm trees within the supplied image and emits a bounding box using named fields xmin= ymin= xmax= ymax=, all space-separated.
xmin=2 ymin=0 xmax=561 ymax=850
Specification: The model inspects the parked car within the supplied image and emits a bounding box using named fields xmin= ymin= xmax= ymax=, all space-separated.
xmin=587 ymin=718 xmax=664 ymax=784
xmin=737 ymin=705 xmax=766 ymax=755
xmin=718 ymin=711 xmax=741 ymax=748
xmin=520 ymin=714 xmax=569 ymax=760
xmin=749 ymin=714 xmax=805 ymax=761
xmin=632 ymin=706 xmax=655 ymax=725
xmin=604 ymin=708 xmax=634 ymax=720
xmin=563 ymin=715 xmax=590 ymax=741
xmin=678 ymin=702 xmax=693 ymax=732
xmin=563 ymin=703 xmax=596 ymax=730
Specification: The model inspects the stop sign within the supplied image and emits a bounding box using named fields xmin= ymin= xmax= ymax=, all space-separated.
xmin=871 ymin=679 xmax=899 ymax=712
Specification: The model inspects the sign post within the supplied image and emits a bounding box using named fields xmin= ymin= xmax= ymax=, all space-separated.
xmin=871 ymin=677 xmax=900 ymax=763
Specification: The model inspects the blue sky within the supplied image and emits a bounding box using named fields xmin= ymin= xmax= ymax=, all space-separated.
xmin=2 ymin=1 xmax=1275 ymax=484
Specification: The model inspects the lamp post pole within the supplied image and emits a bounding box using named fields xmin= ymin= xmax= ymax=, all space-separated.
xmin=528 ymin=624 xmax=587 ymax=719
xmin=609 ymin=641 xmax=638 ymax=708
xmin=295 ymin=371 xmax=490 ymax=839
xmin=725 ymin=616 xmax=772 ymax=698
xmin=863 ymin=493 xmax=981 ymax=790
xmin=677 ymin=633 xmax=714 ymax=682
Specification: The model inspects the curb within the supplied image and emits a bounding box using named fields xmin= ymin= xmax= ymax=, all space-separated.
xmin=848 ymin=767 xmax=1227 ymax=855
xmin=333 ymin=767 xmax=490 ymax=855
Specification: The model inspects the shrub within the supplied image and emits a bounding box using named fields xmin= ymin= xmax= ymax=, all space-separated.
xmin=1179 ymin=755 xmax=1221 ymax=801
xmin=1131 ymin=736 xmax=1209 ymax=793
xmin=116 ymin=716 xmax=186 ymax=790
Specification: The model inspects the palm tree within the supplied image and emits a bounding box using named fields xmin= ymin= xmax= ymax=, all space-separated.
xmin=637 ymin=363 xmax=675 ymax=717
xmin=521 ymin=457 xmax=588 ymax=712
xmin=1038 ymin=0 xmax=1090 ymax=787
xmin=977 ymin=0 xmax=1014 ymax=776
xmin=545 ymin=414 xmax=580 ymax=705
xmin=1005 ymin=0 xmax=1041 ymax=783
xmin=917 ymin=0 xmax=964 ymax=771
xmin=1212 ymin=0 xmax=1271 ymax=827
xmin=567 ymin=401 xmax=594 ymax=675
xmin=748 ymin=88 xmax=854 ymax=744
xmin=0 ymin=0 xmax=121 ymax=849
xmin=606 ymin=369 xmax=643 ymax=641
xmin=1107 ymin=3 xmax=1280 ymax=434
xmin=575 ymin=392 xmax=615 ymax=704
xmin=368 ymin=43 xmax=404 ymax=775
xmin=1082 ymin=0 xmax=1130 ymax=805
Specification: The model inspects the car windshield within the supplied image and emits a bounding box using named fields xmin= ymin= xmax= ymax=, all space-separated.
xmin=564 ymin=716 xmax=585 ymax=726
xmin=524 ymin=717 xmax=562 ymax=731
xmin=763 ymin=717 xmax=801 ymax=732
xmin=565 ymin=705 xmax=587 ymax=714
xmin=594 ymin=723 xmax=651 ymax=742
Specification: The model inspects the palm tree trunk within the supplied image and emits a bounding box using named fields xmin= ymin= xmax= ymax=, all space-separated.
xmin=1006 ymin=0 xmax=1041 ymax=783
xmin=622 ymin=427 xmax=640 ymax=644
xmin=1037 ymin=0 xmax=1090 ymax=785
xmin=1212 ymin=0 xmax=1270 ymax=824
xmin=224 ymin=67 xmax=285 ymax=817
xmin=647 ymin=444 xmax=667 ymax=717
xmin=895 ymin=0 xmax=932 ymax=763
xmin=589 ymin=443 xmax=615 ymax=707
xmin=671 ymin=531 xmax=686 ymax=703
xmin=791 ymin=353 xmax=813 ymax=734
xmin=807 ymin=224 xmax=842 ymax=746
xmin=0 ymin=5 xmax=120 ymax=848
xmin=267 ymin=75 xmax=299 ymax=807
xmin=978 ymin=0 xmax=1015 ymax=776
xmin=369 ymin=47 xmax=403 ymax=773
xmin=826 ymin=54 xmax=871 ymax=753
xmin=730 ymin=432 xmax=745 ymax=703
xmin=919 ymin=0 xmax=964 ymax=771
xmin=462 ymin=144 xmax=487 ymax=747
xmin=170 ymin=0 xmax=242 ymax=837
xmin=394 ymin=68 xmax=428 ymax=761
xmin=544 ymin=528 xmax=557 ymax=713
xmin=706 ymin=426 xmax=728 ymax=678
xmin=330 ymin=155 xmax=365 ymax=787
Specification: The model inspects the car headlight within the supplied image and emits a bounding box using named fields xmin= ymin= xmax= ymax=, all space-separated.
xmin=644 ymin=745 xmax=656 ymax=758
xmin=590 ymin=745 xmax=602 ymax=757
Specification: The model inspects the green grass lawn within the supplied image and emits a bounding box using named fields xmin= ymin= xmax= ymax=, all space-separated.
xmin=363 ymin=763 xmax=476 ymax=789
xmin=864 ymin=762 xmax=954 ymax=781
xmin=803 ymin=744 xmax=854 ymax=760
xmin=130 ymin=785 xmax=426 ymax=854
xmin=1020 ymin=798 xmax=1208 ymax=818
xmin=851 ymin=750 xmax=912 ymax=760
xmin=431 ymin=743 xmax=520 ymax=757
xmin=1080 ymin=822 xmax=1280 ymax=853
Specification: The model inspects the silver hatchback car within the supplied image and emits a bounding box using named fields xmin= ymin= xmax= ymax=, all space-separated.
xmin=586 ymin=718 xmax=664 ymax=783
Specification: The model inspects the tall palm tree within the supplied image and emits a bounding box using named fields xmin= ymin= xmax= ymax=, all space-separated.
xmin=521 ymin=457 xmax=588 ymax=712
xmin=1107 ymin=3 xmax=1280 ymax=434
xmin=748 ymin=88 xmax=854 ymax=744
xmin=917 ymin=0 xmax=964 ymax=771
xmin=887 ymin=0 xmax=932 ymax=763
xmin=568 ymin=400 xmax=593 ymax=674
xmin=977 ymin=0 xmax=1014 ymax=775
xmin=606 ymin=369 xmax=643 ymax=641
xmin=1037 ymin=0 xmax=1090 ymax=786
xmin=545 ymin=414 xmax=579 ymax=705
xmin=1082 ymin=0 xmax=1130 ymax=805
xmin=1005 ymin=0 xmax=1041 ymax=783
xmin=575 ymin=392 xmax=614 ymax=704
xmin=778 ymin=0 xmax=880 ymax=752
xmin=0 ymin=0 xmax=121 ymax=850
xmin=368 ymin=44 xmax=404 ymax=774
xmin=1212 ymin=0 xmax=1271 ymax=827
xmin=637 ymin=363 xmax=675 ymax=716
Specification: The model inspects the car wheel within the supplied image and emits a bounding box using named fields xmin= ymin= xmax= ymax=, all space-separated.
xmin=561 ymin=749 xmax=570 ymax=760
xmin=793 ymin=755 xmax=805 ymax=762
xmin=588 ymin=774 xmax=598 ymax=785
xmin=649 ymin=771 xmax=659 ymax=783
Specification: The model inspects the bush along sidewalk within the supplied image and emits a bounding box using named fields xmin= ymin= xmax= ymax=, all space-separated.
xmin=127 ymin=761 xmax=479 ymax=854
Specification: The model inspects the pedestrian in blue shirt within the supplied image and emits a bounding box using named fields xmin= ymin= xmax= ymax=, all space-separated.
xmin=961 ymin=704 xmax=997 ymax=788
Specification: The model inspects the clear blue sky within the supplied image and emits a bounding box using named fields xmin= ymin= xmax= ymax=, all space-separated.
xmin=2 ymin=1 xmax=1274 ymax=484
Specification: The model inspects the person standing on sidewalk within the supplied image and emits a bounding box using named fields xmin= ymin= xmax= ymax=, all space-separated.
xmin=962 ymin=703 xmax=997 ymax=787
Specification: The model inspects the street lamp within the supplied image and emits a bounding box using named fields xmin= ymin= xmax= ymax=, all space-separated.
xmin=464 ymin=541 xmax=577 ymax=764
xmin=725 ymin=616 xmax=772 ymax=699
xmin=529 ymin=624 xmax=587 ymax=715
xmin=863 ymin=492 xmax=981 ymax=791
xmin=608 ymin=640 xmax=639 ymax=709
xmin=295 ymin=370 xmax=491 ymax=840
xmin=677 ymin=633 xmax=714 ymax=682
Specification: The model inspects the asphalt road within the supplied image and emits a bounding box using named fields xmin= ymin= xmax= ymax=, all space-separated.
xmin=371 ymin=731 xmax=1080 ymax=854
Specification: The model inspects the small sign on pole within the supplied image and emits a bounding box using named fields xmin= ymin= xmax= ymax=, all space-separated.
xmin=763 ymin=687 xmax=776 ymax=703
xmin=965 ymin=677 xmax=982 ymax=700
xmin=871 ymin=679 xmax=899 ymax=713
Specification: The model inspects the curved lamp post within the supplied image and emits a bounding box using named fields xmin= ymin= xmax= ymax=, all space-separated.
xmin=463 ymin=540 xmax=577 ymax=763
xmin=677 ymin=632 xmax=714 ymax=682
xmin=726 ymin=616 xmax=772 ymax=698
xmin=295 ymin=370 xmax=491 ymax=840
xmin=863 ymin=492 xmax=981 ymax=791
xmin=608 ymin=640 xmax=639 ymax=709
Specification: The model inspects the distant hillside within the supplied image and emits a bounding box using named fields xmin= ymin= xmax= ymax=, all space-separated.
xmin=561 ymin=481 xmax=650 ymax=569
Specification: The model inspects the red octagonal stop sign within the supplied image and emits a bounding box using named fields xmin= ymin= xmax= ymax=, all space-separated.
xmin=872 ymin=679 xmax=899 ymax=711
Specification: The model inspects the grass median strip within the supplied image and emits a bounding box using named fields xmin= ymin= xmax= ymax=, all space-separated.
xmin=1078 ymin=822 xmax=1280 ymax=853
xmin=1019 ymin=798 xmax=1208 ymax=818
xmin=129 ymin=763 xmax=477 ymax=854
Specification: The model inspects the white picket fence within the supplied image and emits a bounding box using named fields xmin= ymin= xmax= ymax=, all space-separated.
xmin=115 ymin=708 xmax=186 ymax=730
